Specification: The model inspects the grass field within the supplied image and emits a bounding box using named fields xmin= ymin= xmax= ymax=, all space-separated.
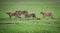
xmin=0 ymin=0 xmax=60 ymax=33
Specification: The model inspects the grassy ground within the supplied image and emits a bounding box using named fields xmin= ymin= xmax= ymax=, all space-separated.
xmin=0 ymin=0 xmax=60 ymax=33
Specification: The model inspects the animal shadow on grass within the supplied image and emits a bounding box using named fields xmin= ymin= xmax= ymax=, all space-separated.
xmin=43 ymin=21 xmax=60 ymax=25
xmin=54 ymin=18 xmax=60 ymax=20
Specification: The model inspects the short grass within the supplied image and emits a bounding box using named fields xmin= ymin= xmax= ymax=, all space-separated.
xmin=0 ymin=0 xmax=60 ymax=33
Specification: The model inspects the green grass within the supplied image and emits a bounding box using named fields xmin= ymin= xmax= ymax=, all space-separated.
xmin=0 ymin=0 xmax=60 ymax=33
